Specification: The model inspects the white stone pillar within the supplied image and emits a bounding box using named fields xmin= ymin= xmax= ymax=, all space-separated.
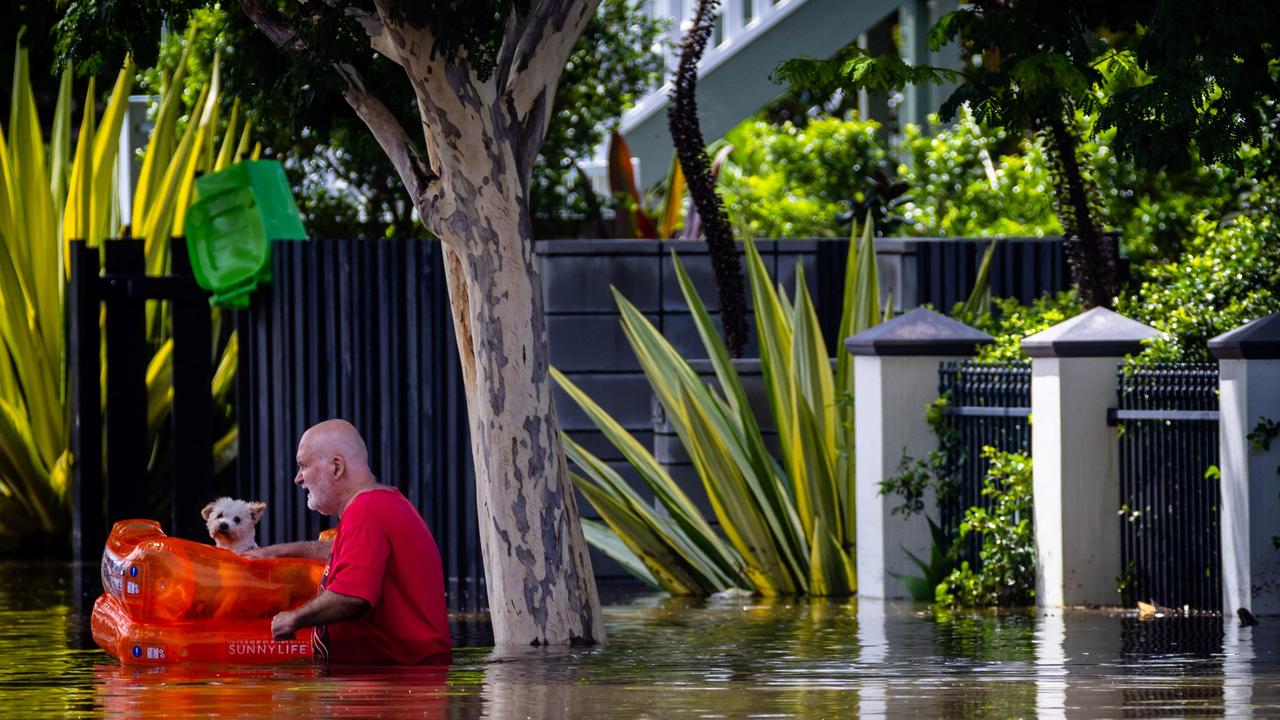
xmin=1211 ymin=313 xmax=1280 ymax=617
xmin=846 ymin=308 xmax=992 ymax=599
xmin=1022 ymin=307 xmax=1159 ymax=608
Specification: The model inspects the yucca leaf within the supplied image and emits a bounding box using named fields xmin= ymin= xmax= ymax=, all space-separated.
xmin=11 ymin=48 xmax=61 ymax=377
xmin=88 ymin=56 xmax=134 ymax=248
xmin=807 ymin=516 xmax=856 ymax=597
xmin=581 ymin=518 xmax=660 ymax=589
xmin=146 ymin=340 xmax=174 ymax=438
xmin=852 ymin=213 xmax=880 ymax=336
xmin=133 ymin=27 xmax=195 ymax=232
xmin=0 ymin=229 xmax=60 ymax=467
xmin=233 ymin=121 xmax=253 ymax=164
xmin=680 ymin=383 xmax=796 ymax=595
xmin=563 ymin=445 xmax=732 ymax=591
xmin=48 ymin=71 xmax=73 ymax=228
xmin=171 ymin=53 xmax=221 ymax=241
xmin=64 ymin=78 xmax=95 ymax=245
xmin=573 ymin=472 xmax=706 ymax=595
xmin=554 ymin=374 xmax=741 ymax=588
xmin=656 ymin=153 xmax=685 ymax=240
xmin=213 ymin=426 xmax=238 ymax=475
xmin=743 ymin=238 xmax=795 ymax=467
xmin=793 ymin=396 xmax=841 ymax=541
xmin=791 ymin=265 xmax=835 ymax=452
xmin=671 ymin=252 xmax=809 ymax=582
xmin=611 ymin=288 xmax=805 ymax=589
xmin=215 ymin=99 xmax=241 ymax=172
xmin=212 ymin=331 xmax=238 ymax=405
xmin=957 ymin=238 xmax=998 ymax=324
xmin=553 ymin=366 xmax=705 ymax=533
xmin=0 ymin=399 xmax=55 ymax=532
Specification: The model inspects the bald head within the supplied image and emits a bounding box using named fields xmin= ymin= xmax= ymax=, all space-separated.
xmin=301 ymin=419 xmax=370 ymax=472
xmin=295 ymin=419 xmax=378 ymax=516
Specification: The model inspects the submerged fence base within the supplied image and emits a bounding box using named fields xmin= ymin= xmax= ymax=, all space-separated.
xmin=1114 ymin=364 xmax=1221 ymax=613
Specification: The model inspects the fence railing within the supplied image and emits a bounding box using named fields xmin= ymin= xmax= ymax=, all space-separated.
xmin=234 ymin=238 xmax=484 ymax=611
xmin=69 ymin=239 xmax=227 ymax=561
xmin=937 ymin=360 xmax=1032 ymax=565
xmin=1112 ymin=363 xmax=1221 ymax=612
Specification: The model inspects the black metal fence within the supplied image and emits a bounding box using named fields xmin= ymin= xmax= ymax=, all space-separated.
xmin=937 ymin=360 xmax=1032 ymax=564
xmin=69 ymin=239 xmax=228 ymax=562
xmin=234 ymin=238 xmax=484 ymax=611
xmin=1112 ymin=363 xmax=1221 ymax=612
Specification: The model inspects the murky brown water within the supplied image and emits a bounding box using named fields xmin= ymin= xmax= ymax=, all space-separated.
xmin=1 ymin=561 xmax=1277 ymax=718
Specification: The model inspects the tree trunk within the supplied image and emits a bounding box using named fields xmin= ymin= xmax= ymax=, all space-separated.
xmin=438 ymin=217 xmax=605 ymax=647
xmin=1039 ymin=106 xmax=1120 ymax=309
xmin=237 ymin=0 xmax=609 ymax=648
xmin=390 ymin=6 xmax=606 ymax=650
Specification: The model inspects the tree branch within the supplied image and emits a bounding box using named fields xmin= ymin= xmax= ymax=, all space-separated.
xmin=346 ymin=6 xmax=403 ymax=66
xmin=333 ymin=61 xmax=439 ymax=226
xmin=235 ymin=0 xmax=305 ymax=53
xmin=237 ymin=0 xmax=443 ymax=236
xmin=504 ymin=0 xmax=602 ymax=179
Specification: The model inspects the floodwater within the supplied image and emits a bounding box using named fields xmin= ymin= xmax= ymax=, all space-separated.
xmin=1 ymin=562 xmax=1277 ymax=718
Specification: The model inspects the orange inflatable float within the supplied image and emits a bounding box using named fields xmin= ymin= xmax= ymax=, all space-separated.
xmin=92 ymin=519 xmax=327 ymax=665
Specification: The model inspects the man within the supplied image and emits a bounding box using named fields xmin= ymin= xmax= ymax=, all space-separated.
xmin=247 ymin=419 xmax=451 ymax=664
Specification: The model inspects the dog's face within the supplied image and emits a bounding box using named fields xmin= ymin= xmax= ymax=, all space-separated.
xmin=201 ymin=497 xmax=267 ymax=552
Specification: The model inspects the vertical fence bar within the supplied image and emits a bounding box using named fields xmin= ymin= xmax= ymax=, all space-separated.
xmin=1117 ymin=363 xmax=1220 ymax=611
xmin=103 ymin=239 xmax=149 ymax=524
xmin=69 ymin=241 xmax=103 ymax=562
xmin=169 ymin=241 xmax=214 ymax=539
xmin=938 ymin=359 xmax=1032 ymax=567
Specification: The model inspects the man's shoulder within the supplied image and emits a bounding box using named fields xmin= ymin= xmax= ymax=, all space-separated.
xmin=349 ymin=487 xmax=422 ymax=525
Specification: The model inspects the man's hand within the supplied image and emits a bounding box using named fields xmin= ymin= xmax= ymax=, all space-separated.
xmin=243 ymin=546 xmax=279 ymax=560
xmin=272 ymin=610 xmax=299 ymax=640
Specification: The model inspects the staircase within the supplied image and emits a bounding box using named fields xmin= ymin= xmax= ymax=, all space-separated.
xmin=618 ymin=0 xmax=958 ymax=187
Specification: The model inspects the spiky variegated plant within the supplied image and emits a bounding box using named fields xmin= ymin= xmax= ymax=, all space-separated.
xmin=554 ymin=219 xmax=885 ymax=596
xmin=0 ymin=33 xmax=247 ymax=552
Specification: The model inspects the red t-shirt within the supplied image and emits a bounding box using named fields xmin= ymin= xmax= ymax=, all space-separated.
xmin=313 ymin=487 xmax=451 ymax=664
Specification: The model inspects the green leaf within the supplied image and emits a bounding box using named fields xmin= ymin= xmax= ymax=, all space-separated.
xmin=581 ymin=518 xmax=660 ymax=590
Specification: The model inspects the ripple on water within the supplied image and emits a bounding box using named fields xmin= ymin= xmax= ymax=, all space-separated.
xmin=1 ymin=562 xmax=1279 ymax=718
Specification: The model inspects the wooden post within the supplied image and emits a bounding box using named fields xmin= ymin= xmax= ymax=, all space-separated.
xmin=69 ymin=240 xmax=103 ymax=563
xmin=103 ymin=239 xmax=149 ymax=525
xmin=170 ymin=240 xmax=215 ymax=539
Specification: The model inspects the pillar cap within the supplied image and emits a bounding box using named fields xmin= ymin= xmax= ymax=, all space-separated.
xmin=1021 ymin=307 xmax=1160 ymax=358
xmin=844 ymin=307 xmax=992 ymax=357
xmin=1210 ymin=312 xmax=1280 ymax=360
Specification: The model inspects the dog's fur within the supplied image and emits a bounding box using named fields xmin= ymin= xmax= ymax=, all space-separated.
xmin=202 ymin=497 xmax=267 ymax=554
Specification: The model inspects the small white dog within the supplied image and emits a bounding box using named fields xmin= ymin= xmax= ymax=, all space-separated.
xmin=202 ymin=497 xmax=267 ymax=554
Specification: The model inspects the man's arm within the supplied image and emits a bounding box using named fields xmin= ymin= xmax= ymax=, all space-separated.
xmin=244 ymin=540 xmax=332 ymax=561
xmin=271 ymin=589 xmax=371 ymax=640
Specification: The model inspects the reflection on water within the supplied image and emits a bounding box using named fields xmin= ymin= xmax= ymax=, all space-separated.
xmin=1 ymin=562 xmax=1278 ymax=718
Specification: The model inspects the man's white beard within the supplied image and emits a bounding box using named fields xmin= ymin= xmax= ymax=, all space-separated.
xmin=306 ymin=491 xmax=318 ymax=512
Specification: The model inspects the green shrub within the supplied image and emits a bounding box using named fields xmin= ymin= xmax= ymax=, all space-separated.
xmin=895 ymin=109 xmax=1241 ymax=264
xmin=968 ymin=291 xmax=1084 ymax=362
xmin=1118 ymin=214 xmax=1280 ymax=362
xmin=896 ymin=110 xmax=1059 ymax=239
xmin=935 ymin=448 xmax=1036 ymax=609
xmin=720 ymin=117 xmax=884 ymax=238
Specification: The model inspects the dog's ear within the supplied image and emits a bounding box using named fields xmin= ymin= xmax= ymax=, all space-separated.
xmin=248 ymin=501 xmax=267 ymax=523
xmin=201 ymin=501 xmax=217 ymax=521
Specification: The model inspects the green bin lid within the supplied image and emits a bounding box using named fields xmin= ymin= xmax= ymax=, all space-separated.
xmin=184 ymin=160 xmax=307 ymax=307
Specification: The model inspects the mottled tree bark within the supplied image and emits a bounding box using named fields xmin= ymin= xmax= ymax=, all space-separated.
xmin=239 ymin=0 xmax=606 ymax=648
